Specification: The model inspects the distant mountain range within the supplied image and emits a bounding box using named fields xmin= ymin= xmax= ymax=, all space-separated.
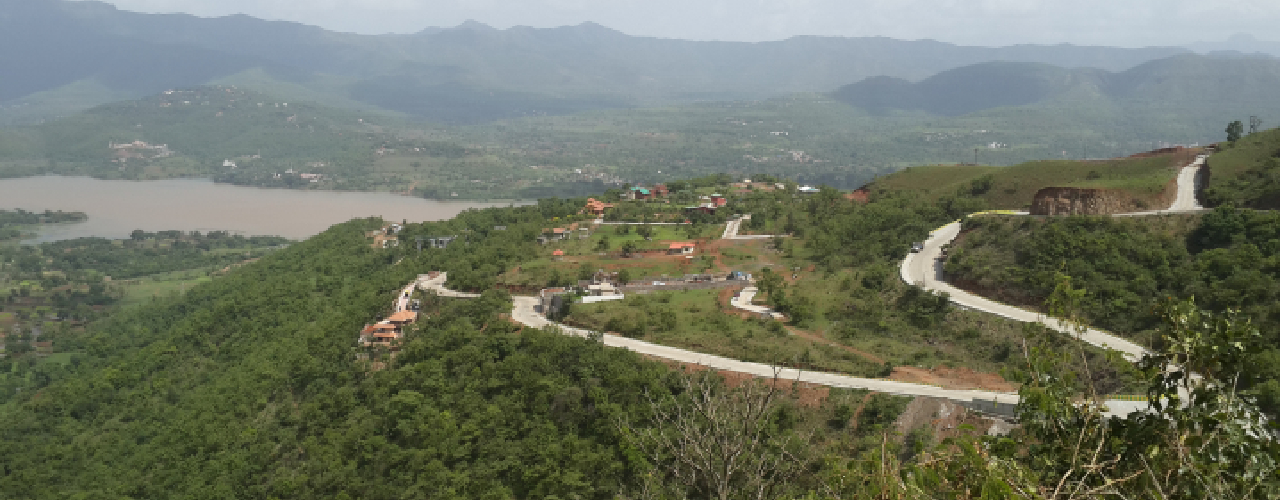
xmin=831 ymin=54 xmax=1280 ymax=117
xmin=0 ymin=0 xmax=1194 ymax=124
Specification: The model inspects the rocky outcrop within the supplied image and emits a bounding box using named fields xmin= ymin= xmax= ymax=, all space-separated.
xmin=1030 ymin=187 xmax=1135 ymax=215
xmin=1030 ymin=179 xmax=1177 ymax=216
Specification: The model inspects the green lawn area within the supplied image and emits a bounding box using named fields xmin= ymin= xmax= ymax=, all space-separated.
xmin=872 ymin=153 xmax=1185 ymax=210
xmin=501 ymin=224 xmax=779 ymax=289
xmin=1205 ymin=128 xmax=1280 ymax=181
xmin=118 ymin=271 xmax=215 ymax=308
xmin=563 ymin=289 xmax=885 ymax=377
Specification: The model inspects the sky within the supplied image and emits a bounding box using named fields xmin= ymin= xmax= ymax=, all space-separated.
xmin=86 ymin=0 xmax=1277 ymax=48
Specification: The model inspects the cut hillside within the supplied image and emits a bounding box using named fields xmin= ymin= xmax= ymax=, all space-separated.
xmin=869 ymin=152 xmax=1186 ymax=210
xmin=1202 ymin=126 xmax=1280 ymax=208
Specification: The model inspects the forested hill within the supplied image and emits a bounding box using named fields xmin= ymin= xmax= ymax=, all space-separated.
xmin=0 ymin=85 xmax=425 ymax=186
xmin=1 ymin=0 xmax=1189 ymax=124
xmin=2 ymin=180 xmax=1276 ymax=497
xmin=0 ymin=199 xmax=690 ymax=498
xmin=831 ymin=54 xmax=1280 ymax=116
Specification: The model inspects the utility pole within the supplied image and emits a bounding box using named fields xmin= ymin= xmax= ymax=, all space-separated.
xmin=974 ymin=148 xmax=979 ymax=165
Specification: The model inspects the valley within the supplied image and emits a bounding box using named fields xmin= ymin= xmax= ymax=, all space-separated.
xmin=1 ymin=2 xmax=1278 ymax=497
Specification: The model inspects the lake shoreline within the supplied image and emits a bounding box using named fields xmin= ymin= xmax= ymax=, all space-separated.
xmin=0 ymin=172 xmax=532 ymax=204
xmin=0 ymin=176 xmax=524 ymax=243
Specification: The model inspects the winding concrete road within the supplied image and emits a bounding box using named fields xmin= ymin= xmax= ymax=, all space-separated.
xmin=419 ymin=272 xmax=1021 ymax=415
xmin=722 ymin=215 xmax=788 ymax=240
xmin=409 ymin=155 xmax=1208 ymax=420
xmin=1117 ymin=155 xmax=1207 ymax=216
xmin=902 ymin=221 xmax=1149 ymax=362
xmin=900 ymin=155 xmax=1208 ymax=363
xmin=730 ymin=287 xmax=785 ymax=319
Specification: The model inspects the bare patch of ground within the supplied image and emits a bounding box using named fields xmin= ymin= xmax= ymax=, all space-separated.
xmin=890 ymin=366 xmax=1017 ymax=392
xmin=787 ymin=327 xmax=885 ymax=365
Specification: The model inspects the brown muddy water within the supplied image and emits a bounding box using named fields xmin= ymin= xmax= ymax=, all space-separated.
xmin=0 ymin=176 xmax=521 ymax=243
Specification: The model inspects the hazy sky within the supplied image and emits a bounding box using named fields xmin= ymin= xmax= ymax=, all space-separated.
xmin=90 ymin=0 xmax=1274 ymax=47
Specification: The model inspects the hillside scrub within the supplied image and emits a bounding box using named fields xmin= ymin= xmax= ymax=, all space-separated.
xmin=1203 ymin=126 xmax=1280 ymax=208
xmin=871 ymin=153 xmax=1183 ymax=210
xmin=944 ymin=209 xmax=1280 ymax=414
xmin=0 ymin=207 xmax=918 ymax=499
xmin=0 ymin=180 xmax=1277 ymax=497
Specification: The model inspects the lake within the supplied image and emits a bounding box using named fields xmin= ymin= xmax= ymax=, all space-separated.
xmin=0 ymin=176 xmax=521 ymax=243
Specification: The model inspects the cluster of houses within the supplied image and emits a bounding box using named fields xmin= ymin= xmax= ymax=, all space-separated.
xmin=368 ymin=224 xmax=403 ymax=249
xmin=684 ymin=193 xmax=728 ymax=214
xmin=1 ymin=324 xmax=53 ymax=357
xmin=359 ymin=282 xmax=422 ymax=349
xmin=271 ymin=169 xmax=326 ymax=182
xmin=539 ymin=222 xmax=590 ymax=244
xmin=358 ymin=309 xmax=418 ymax=349
xmin=580 ymin=184 xmax=671 ymax=216
xmin=625 ymin=184 xmax=670 ymax=200
xmin=583 ymin=198 xmax=615 ymax=216
xmin=539 ymin=279 xmax=627 ymax=317
xmin=109 ymin=141 xmax=173 ymax=163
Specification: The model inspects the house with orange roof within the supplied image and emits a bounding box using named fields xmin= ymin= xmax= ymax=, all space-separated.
xmin=583 ymin=197 xmax=615 ymax=215
xmin=668 ymin=242 xmax=696 ymax=255
xmin=359 ymin=307 xmax=420 ymax=349
xmin=388 ymin=310 xmax=418 ymax=326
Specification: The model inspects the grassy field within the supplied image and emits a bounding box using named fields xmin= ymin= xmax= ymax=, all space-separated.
xmin=1205 ymin=128 xmax=1280 ymax=181
xmin=497 ymin=221 xmax=734 ymax=288
xmin=117 ymin=271 xmax=216 ymax=308
xmin=563 ymin=289 xmax=886 ymax=377
xmin=1201 ymin=127 xmax=1280 ymax=208
xmin=871 ymin=153 xmax=1187 ymax=210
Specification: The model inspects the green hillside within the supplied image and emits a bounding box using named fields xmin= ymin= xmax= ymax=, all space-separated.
xmin=0 ymin=198 xmax=931 ymax=498
xmin=1203 ymin=126 xmax=1280 ymax=208
xmin=870 ymin=152 xmax=1185 ymax=210
xmin=832 ymin=54 xmax=1280 ymax=119
xmin=0 ymin=0 xmax=1190 ymax=124
xmin=1 ymin=179 xmax=1274 ymax=497
xmin=945 ymin=208 xmax=1280 ymax=416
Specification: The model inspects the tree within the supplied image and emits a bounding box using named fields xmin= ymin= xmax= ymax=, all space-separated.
xmin=594 ymin=235 xmax=610 ymax=251
xmin=1227 ymin=120 xmax=1245 ymax=142
xmin=622 ymin=369 xmax=810 ymax=500
xmin=636 ymin=224 xmax=654 ymax=239
xmin=621 ymin=240 xmax=638 ymax=257
xmin=617 ymin=268 xmax=632 ymax=285
xmin=828 ymin=277 xmax=1280 ymax=499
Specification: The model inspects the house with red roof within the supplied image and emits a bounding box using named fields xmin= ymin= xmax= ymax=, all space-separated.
xmin=667 ymin=242 xmax=696 ymax=255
